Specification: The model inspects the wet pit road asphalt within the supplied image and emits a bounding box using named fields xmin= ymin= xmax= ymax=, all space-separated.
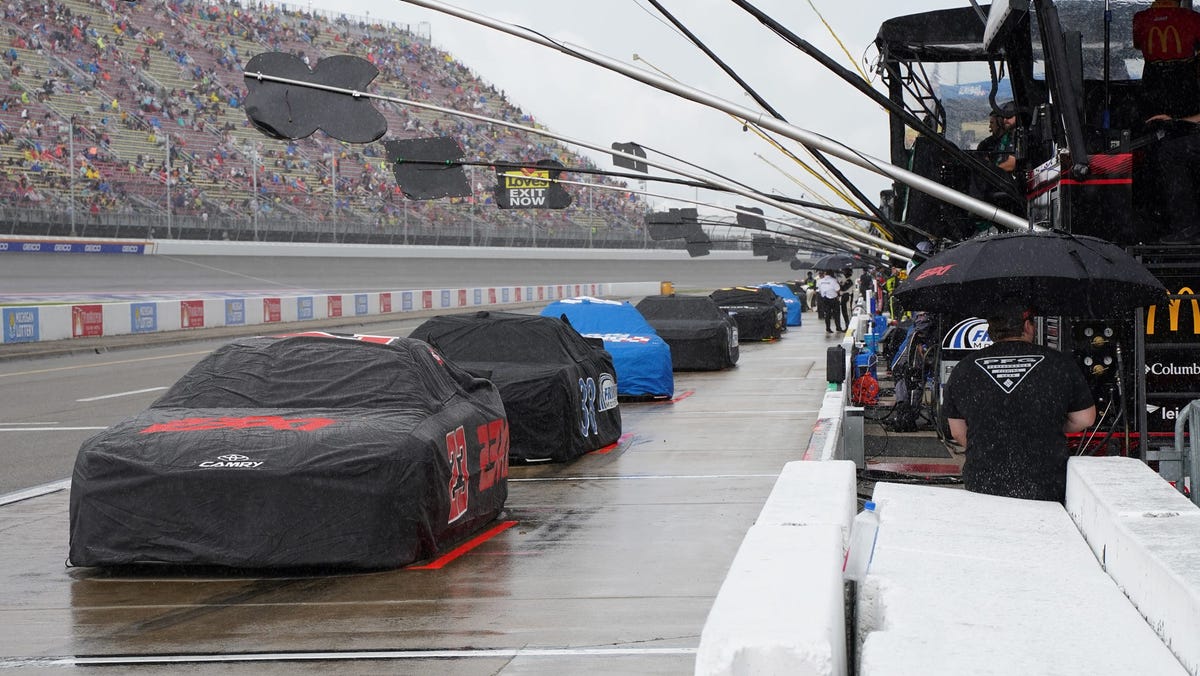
xmin=0 ymin=254 xmax=834 ymax=674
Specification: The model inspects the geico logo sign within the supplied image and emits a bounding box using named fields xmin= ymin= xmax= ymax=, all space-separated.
xmin=121 ymin=245 xmax=139 ymax=253
xmin=22 ymin=243 xmax=40 ymax=252
xmin=199 ymin=453 xmax=264 ymax=469
xmin=1146 ymin=287 xmax=1199 ymax=335
xmin=54 ymin=244 xmax=72 ymax=252
xmin=1146 ymin=362 xmax=1200 ymax=375
xmin=84 ymin=244 xmax=101 ymax=252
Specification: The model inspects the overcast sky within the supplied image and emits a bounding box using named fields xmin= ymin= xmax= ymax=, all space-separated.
xmin=306 ymin=0 xmax=969 ymax=229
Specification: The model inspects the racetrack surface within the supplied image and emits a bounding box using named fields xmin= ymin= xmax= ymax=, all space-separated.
xmin=0 ymin=253 xmax=833 ymax=673
xmin=0 ymin=251 xmax=796 ymax=304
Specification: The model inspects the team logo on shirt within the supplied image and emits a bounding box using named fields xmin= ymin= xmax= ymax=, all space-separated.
xmin=976 ymin=355 xmax=1044 ymax=394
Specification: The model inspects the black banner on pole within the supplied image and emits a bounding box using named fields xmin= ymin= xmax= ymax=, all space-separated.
xmin=494 ymin=160 xmax=572 ymax=209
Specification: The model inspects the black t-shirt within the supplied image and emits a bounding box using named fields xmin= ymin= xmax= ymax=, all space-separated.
xmin=943 ymin=340 xmax=1094 ymax=502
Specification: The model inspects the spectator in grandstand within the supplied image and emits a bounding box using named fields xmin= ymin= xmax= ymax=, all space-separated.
xmin=943 ymin=301 xmax=1095 ymax=502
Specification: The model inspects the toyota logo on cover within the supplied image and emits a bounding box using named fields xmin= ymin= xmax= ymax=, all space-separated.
xmin=199 ymin=453 xmax=264 ymax=468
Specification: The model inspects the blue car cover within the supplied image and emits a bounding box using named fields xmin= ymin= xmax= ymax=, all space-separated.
xmin=761 ymin=283 xmax=803 ymax=326
xmin=541 ymin=297 xmax=674 ymax=398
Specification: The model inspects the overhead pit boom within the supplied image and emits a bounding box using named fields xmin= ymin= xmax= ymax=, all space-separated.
xmin=400 ymin=0 xmax=1033 ymax=234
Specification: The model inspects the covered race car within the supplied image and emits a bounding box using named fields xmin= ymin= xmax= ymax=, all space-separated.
xmin=410 ymin=311 xmax=621 ymax=463
xmin=69 ymin=332 xmax=509 ymax=570
xmin=760 ymin=283 xmax=803 ymax=326
xmin=540 ymin=296 xmax=674 ymax=399
xmin=635 ymin=294 xmax=739 ymax=370
xmin=710 ymin=286 xmax=786 ymax=341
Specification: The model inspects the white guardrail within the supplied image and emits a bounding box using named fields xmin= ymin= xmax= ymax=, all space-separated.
xmin=0 ymin=237 xmax=674 ymax=345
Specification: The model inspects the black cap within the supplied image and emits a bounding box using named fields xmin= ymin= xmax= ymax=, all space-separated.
xmin=985 ymin=300 xmax=1035 ymax=337
xmin=990 ymin=101 xmax=1018 ymax=118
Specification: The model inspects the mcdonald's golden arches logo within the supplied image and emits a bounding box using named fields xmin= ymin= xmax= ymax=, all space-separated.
xmin=1147 ymin=25 xmax=1184 ymax=59
xmin=1146 ymin=286 xmax=1200 ymax=335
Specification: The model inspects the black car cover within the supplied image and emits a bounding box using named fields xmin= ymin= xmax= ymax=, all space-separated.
xmin=710 ymin=287 xmax=785 ymax=341
xmin=411 ymin=312 xmax=621 ymax=463
xmin=69 ymin=334 xmax=509 ymax=570
xmin=635 ymin=295 xmax=739 ymax=370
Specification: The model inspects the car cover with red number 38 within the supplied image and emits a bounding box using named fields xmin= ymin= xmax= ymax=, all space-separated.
xmin=68 ymin=333 xmax=509 ymax=570
xmin=410 ymin=311 xmax=621 ymax=464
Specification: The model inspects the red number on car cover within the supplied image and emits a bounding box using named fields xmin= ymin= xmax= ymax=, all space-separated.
xmin=446 ymin=426 xmax=469 ymax=523
xmin=141 ymin=416 xmax=335 ymax=433
xmin=476 ymin=418 xmax=510 ymax=491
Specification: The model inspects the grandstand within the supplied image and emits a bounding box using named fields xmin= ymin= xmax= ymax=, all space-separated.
xmin=0 ymin=0 xmax=658 ymax=247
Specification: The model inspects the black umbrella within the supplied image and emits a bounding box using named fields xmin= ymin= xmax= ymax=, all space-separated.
xmin=893 ymin=231 xmax=1167 ymax=318
xmin=812 ymin=252 xmax=862 ymax=271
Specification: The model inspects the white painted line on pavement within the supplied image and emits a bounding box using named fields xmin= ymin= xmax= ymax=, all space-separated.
xmin=0 ymin=479 xmax=70 ymax=506
xmin=0 ymin=350 xmax=212 ymax=379
xmin=0 ymin=426 xmax=107 ymax=432
xmin=2 ymin=647 xmax=696 ymax=667
xmin=76 ymin=386 xmax=167 ymax=402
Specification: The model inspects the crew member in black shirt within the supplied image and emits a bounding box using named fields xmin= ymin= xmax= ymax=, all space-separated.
xmin=943 ymin=302 xmax=1096 ymax=502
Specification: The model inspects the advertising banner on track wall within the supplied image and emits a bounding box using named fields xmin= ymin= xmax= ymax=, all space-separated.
xmin=263 ymin=298 xmax=282 ymax=323
xmin=72 ymin=305 xmax=104 ymax=338
xmin=4 ymin=308 xmax=39 ymax=343
xmin=380 ymin=292 xmax=392 ymax=314
xmin=225 ymin=299 xmax=246 ymax=327
xmin=131 ymin=303 xmax=157 ymax=334
xmin=0 ymin=240 xmax=147 ymax=255
xmin=181 ymin=300 xmax=205 ymax=329
xmin=297 ymin=297 xmax=314 ymax=321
